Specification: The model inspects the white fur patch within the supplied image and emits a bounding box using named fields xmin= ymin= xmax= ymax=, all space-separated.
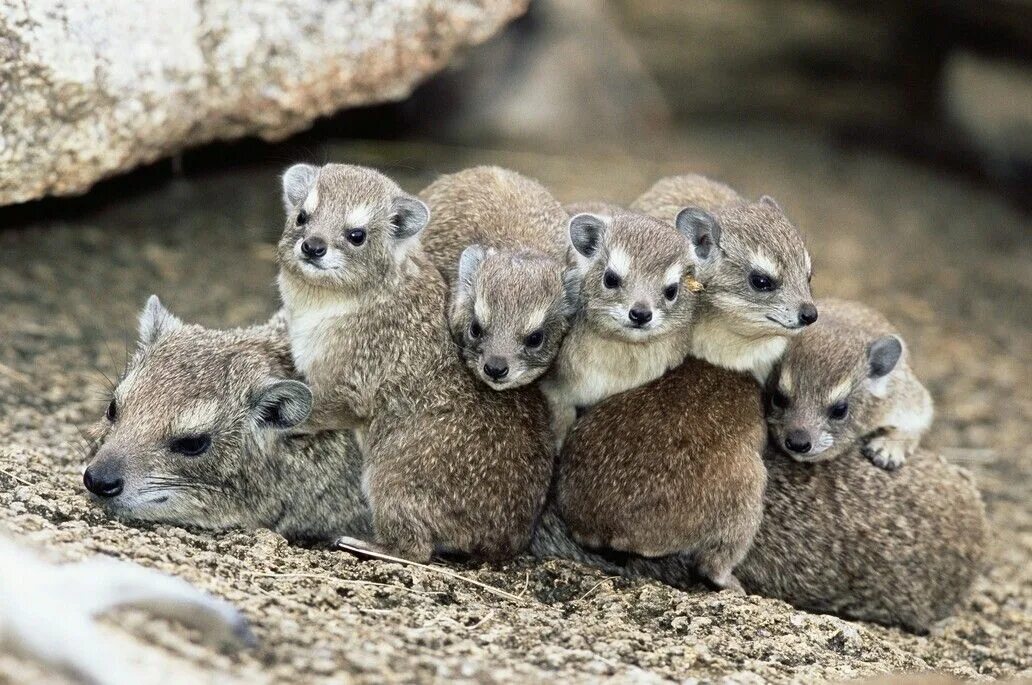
xmin=828 ymin=378 xmax=854 ymax=404
xmin=779 ymin=366 xmax=794 ymax=393
xmin=171 ymin=401 xmax=222 ymax=435
xmin=302 ymin=184 xmax=319 ymax=214
xmin=525 ymin=306 xmax=548 ymax=331
xmin=663 ymin=263 xmax=683 ymax=288
xmin=474 ymin=298 xmax=491 ymax=324
xmin=345 ymin=204 xmax=371 ymax=227
xmin=751 ymin=249 xmax=779 ymax=278
xmin=608 ymin=247 xmax=631 ymax=277
xmin=690 ymin=314 xmax=788 ymax=381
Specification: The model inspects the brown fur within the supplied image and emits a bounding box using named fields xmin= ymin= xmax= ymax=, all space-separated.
xmin=276 ymin=163 xmax=554 ymax=561
xmin=556 ymin=356 xmax=767 ymax=590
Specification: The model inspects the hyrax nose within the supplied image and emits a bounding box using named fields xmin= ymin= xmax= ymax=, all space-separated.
xmin=798 ymin=303 xmax=818 ymax=326
xmin=784 ymin=429 xmax=812 ymax=455
xmin=301 ymin=236 xmax=327 ymax=259
xmin=483 ymin=357 xmax=509 ymax=381
xmin=83 ymin=464 xmax=124 ymax=498
xmin=628 ymin=306 xmax=653 ymax=326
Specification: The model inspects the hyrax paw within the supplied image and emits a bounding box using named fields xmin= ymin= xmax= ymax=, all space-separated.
xmin=862 ymin=436 xmax=907 ymax=471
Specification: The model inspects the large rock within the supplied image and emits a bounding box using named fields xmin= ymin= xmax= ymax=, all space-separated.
xmin=0 ymin=0 xmax=526 ymax=206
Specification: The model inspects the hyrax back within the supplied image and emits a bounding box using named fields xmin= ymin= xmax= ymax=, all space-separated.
xmin=83 ymin=298 xmax=370 ymax=543
xmin=420 ymin=166 xmax=574 ymax=389
xmin=632 ymin=175 xmax=817 ymax=381
xmin=276 ymin=163 xmax=553 ymax=561
xmin=767 ymin=297 xmax=933 ymax=470
xmin=737 ymin=448 xmax=988 ymax=632
xmin=557 ymin=356 xmax=767 ymax=590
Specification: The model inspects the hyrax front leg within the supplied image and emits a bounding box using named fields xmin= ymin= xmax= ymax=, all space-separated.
xmin=862 ymin=428 xmax=919 ymax=471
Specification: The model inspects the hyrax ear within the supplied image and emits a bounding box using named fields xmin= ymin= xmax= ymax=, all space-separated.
xmin=391 ymin=195 xmax=430 ymax=240
xmin=281 ymin=164 xmax=319 ymax=212
xmin=138 ymin=295 xmax=182 ymax=347
xmin=457 ymin=244 xmax=487 ymax=296
xmin=760 ymin=195 xmax=782 ymax=212
xmin=868 ymin=335 xmax=903 ymax=379
xmin=675 ymin=207 xmax=722 ymax=264
xmin=569 ymin=213 xmax=606 ymax=260
xmin=252 ymin=380 xmax=313 ymax=430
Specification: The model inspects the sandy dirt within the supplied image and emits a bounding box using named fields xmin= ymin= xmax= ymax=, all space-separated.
xmin=1 ymin=128 xmax=1029 ymax=683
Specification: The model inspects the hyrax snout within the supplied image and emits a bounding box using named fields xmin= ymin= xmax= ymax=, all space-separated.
xmin=766 ymin=297 xmax=933 ymax=470
xmin=276 ymin=163 xmax=554 ymax=562
xmin=420 ymin=166 xmax=575 ymax=390
xmin=632 ymin=174 xmax=817 ymax=380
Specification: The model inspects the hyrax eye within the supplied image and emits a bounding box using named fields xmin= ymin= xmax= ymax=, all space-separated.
xmin=469 ymin=320 xmax=483 ymax=339
xmin=603 ymin=269 xmax=622 ymax=289
xmin=169 ymin=434 xmax=212 ymax=457
xmin=663 ymin=283 xmax=679 ymax=301
xmin=748 ymin=271 xmax=777 ymax=292
xmin=770 ymin=390 xmax=791 ymax=410
xmin=828 ymin=401 xmax=849 ymax=420
xmin=347 ymin=228 xmax=366 ymax=246
xmin=524 ymin=329 xmax=545 ymax=349
xmin=297 ymin=209 xmax=309 ymax=226
xmin=105 ymin=398 xmax=118 ymax=421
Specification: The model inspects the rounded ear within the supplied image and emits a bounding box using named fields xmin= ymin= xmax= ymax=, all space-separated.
xmin=760 ymin=195 xmax=782 ymax=212
xmin=282 ymin=164 xmax=319 ymax=212
xmin=457 ymin=245 xmax=487 ymax=294
xmin=138 ymin=295 xmax=182 ymax=347
xmin=674 ymin=206 xmax=722 ymax=263
xmin=868 ymin=335 xmax=903 ymax=379
xmin=569 ymin=213 xmax=606 ymax=259
xmin=391 ymin=196 xmax=430 ymax=240
xmin=252 ymin=380 xmax=313 ymax=429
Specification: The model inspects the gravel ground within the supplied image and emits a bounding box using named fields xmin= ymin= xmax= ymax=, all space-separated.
xmin=1 ymin=128 xmax=1029 ymax=683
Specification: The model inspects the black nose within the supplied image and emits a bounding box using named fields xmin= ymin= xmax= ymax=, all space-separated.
xmin=798 ymin=303 xmax=818 ymax=326
xmin=83 ymin=466 xmax=124 ymax=498
xmin=483 ymin=359 xmax=509 ymax=381
xmin=784 ymin=429 xmax=812 ymax=454
xmin=301 ymin=237 xmax=327 ymax=259
xmin=628 ymin=307 xmax=653 ymax=326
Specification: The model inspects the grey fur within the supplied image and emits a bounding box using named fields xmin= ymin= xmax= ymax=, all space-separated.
xmin=632 ymin=174 xmax=816 ymax=381
xmin=282 ymin=163 xmax=319 ymax=212
xmin=766 ymin=298 xmax=934 ymax=470
xmin=84 ymin=300 xmax=370 ymax=543
xmin=277 ymin=163 xmax=554 ymax=561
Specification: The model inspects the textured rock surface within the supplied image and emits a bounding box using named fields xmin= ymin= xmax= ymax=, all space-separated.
xmin=0 ymin=132 xmax=1029 ymax=682
xmin=0 ymin=0 xmax=526 ymax=206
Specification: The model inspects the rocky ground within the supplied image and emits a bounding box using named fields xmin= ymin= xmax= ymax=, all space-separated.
xmin=1 ymin=129 xmax=1029 ymax=683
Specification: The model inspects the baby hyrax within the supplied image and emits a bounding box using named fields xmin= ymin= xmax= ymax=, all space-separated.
xmin=632 ymin=174 xmax=817 ymax=381
xmin=276 ymin=163 xmax=553 ymax=562
xmin=420 ymin=166 xmax=574 ymax=389
xmin=540 ymin=207 xmax=705 ymax=444
xmin=766 ymin=298 xmax=933 ymax=470
xmin=83 ymin=297 xmax=370 ymax=543
xmin=557 ymin=356 xmax=767 ymax=591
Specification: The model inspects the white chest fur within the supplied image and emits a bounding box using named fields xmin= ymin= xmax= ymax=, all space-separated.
xmin=690 ymin=316 xmax=787 ymax=383
xmin=284 ymin=296 xmax=358 ymax=376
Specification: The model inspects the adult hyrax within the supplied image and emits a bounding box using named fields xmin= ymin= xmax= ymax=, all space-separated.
xmin=556 ymin=356 xmax=767 ymax=591
xmin=766 ymin=297 xmax=933 ymax=470
xmin=276 ymin=163 xmax=553 ymax=562
xmin=534 ymin=446 xmax=988 ymax=632
xmin=632 ymin=174 xmax=817 ymax=381
xmin=540 ymin=208 xmax=706 ymax=444
xmin=82 ymin=297 xmax=370 ymax=543
xmin=420 ymin=166 xmax=574 ymax=389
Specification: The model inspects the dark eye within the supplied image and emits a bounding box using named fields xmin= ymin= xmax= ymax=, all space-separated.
xmin=296 ymin=209 xmax=309 ymax=226
xmin=749 ymin=271 xmax=777 ymax=292
xmin=524 ymin=329 xmax=545 ymax=349
xmin=603 ymin=269 xmax=621 ymax=289
xmin=469 ymin=320 xmax=482 ymax=339
xmin=828 ymin=401 xmax=849 ymax=420
xmin=663 ymin=283 xmax=679 ymax=301
xmin=105 ymin=398 xmax=117 ymax=421
xmin=770 ymin=390 xmax=790 ymax=410
xmin=169 ymin=434 xmax=212 ymax=457
xmin=347 ymin=228 xmax=366 ymax=246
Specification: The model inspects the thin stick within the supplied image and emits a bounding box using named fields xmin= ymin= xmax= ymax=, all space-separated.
xmin=246 ymin=571 xmax=441 ymax=598
xmin=335 ymin=541 xmax=526 ymax=603
xmin=0 ymin=468 xmax=33 ymax=487
xmin=576 ymin=578 xmax=613 ymax=603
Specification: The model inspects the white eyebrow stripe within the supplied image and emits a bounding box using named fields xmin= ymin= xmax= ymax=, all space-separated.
xmin=752 ymin=249 xmax=779 ymax=278
xmin=525 ymin=306 xmax=548 ymax=331
xmin=474 ymin=298 xmax=491 ymax=324
xmin=663 ymin=263 xmax=683 ymax=285
xmin=780 ymin=366 xmax=793 ymax=393
xmin=171 ymin=400 xmax=223 ymax=435
xmin=302 ymin=183 xmax=319 ymax=214
xmin=608 ymin=247 xmax=631 ymax=277
xmin=345 ymin=204 xmax=371 ymax=227
xmin=828 ymin=378 xmax=853 ymax=403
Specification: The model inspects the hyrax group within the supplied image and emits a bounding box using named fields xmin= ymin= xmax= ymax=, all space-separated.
xmin=85 ymin=162 xmax=985 ymax=630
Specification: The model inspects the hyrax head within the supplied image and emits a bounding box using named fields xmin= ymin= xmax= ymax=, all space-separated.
xmin=83 ymin=296 xmax=313 ymax=528
xmin=450 ymin=245 xmax=575 ymax=389
xmin=277 ymin=163 xmax=430 ymax=294
xmin=688 ymin=197 xmax=817 ymax=337
xmin=766 ymin=325 xmax=904 ymax=462
xmin=568 ymin=210 xmax=702 ymax=341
